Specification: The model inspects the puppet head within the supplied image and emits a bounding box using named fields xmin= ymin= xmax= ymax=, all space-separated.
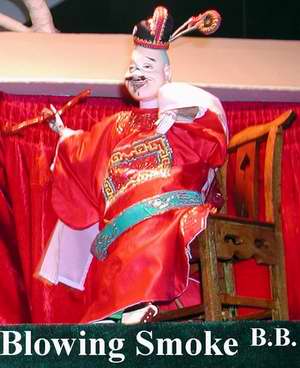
xmin=125 ymin=7 xmax=173 ymax=106
xmin=124 ymin=6 xmax=222 ymax=107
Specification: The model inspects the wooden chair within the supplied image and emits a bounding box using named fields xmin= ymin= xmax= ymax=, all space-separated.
xmin=155 ymin=109 xmax=295 ymax=322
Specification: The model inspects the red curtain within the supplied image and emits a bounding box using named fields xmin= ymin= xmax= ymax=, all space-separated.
xmin=0 ymin=93 xmax=299 ymax=323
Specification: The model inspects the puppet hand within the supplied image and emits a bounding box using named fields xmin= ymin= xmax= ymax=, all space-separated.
xmin=47 ymin=104 xmax=83 ymax=139
xmin=47 ymin=104 xmax=65 ymax=135
xmin=50 ymin=127 xmax=83 ymax=171
xmin=156 ymin=107 xmax=203 ymax=134
xmin=155 ymin=110 xmax=177 ymax=134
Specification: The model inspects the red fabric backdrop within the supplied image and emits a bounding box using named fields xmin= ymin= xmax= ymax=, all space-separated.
xmin=0 ymin=92 xmax=299 ymax=323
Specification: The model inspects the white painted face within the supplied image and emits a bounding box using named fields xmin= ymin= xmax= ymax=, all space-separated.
xmin=125 ymin=46 xmax=171 ymax=103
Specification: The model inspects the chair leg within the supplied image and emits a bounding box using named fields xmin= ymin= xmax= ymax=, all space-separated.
xmin=198 ymin=226 xmax=223 ymax=320
xmin=270 ymin=231 xmax=289 ymax=319
xmin=222 ymin=261 xmax=237 ymax=319
xmin=270 ymin=261 xmax=289 ymax=320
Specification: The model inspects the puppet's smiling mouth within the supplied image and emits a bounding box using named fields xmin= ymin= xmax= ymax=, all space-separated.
xmin=132 ymin=80 xmax=147 ymax=92
xmin=126 ymin=76 xmax=148 ymax=92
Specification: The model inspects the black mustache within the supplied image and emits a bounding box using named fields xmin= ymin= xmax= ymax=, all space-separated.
xmin=125 ymin=75 xmax=147 ymax=82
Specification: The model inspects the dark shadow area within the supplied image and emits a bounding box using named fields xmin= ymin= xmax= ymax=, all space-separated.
xmin=50 ymin=0 xmax=300 ymax=40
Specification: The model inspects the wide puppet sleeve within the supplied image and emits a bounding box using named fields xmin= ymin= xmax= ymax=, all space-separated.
xmin=190 ymin=109 xmax=228 ymax=167
xmin=51 ymin=113 xmax=120 ymax=229
xmin=172 ymin=109 xmax=228 ymax=169
xmin=159 ymin=82 xmax=228 ymax=169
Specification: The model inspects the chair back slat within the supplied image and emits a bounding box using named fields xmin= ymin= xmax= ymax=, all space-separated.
xmin=228 ymin=110 xmax=294 ymax=151
xmin=228 ymin=110 xmax=295 ymax=222
xmin=264 ymin=126 xmax=278 ymax=222
xmin=234 ymin=142 xmax=258 ymax=218
xmin=217 ymin=163 xmax=227 ymax=214
xmin=271 ymin=126 xmax=284 ymax=228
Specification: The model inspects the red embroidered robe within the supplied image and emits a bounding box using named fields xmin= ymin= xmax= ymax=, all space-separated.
xmin=51 ymin=107 xmax=227 ymax=322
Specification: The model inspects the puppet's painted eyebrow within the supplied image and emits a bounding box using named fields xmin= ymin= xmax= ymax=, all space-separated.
xmin=145 ymin=56 xmax=156 ymax=62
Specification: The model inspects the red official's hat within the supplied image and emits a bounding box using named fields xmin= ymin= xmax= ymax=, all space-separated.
xmin=132 ymin=6 xmax=222 ymax=49
xmin=133 ymin=6 xmax=173 ymax=49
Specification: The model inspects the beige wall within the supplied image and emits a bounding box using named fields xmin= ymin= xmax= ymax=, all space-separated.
xmin=1 ymin=32 xmax=299 ymax=101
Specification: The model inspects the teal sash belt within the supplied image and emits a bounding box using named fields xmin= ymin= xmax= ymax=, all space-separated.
xmin=92 ymin=190 xmax=204 ymax=260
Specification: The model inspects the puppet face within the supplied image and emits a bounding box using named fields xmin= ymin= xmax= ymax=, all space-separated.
xmin=125 ymin=46 xmax=171 ymax=103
